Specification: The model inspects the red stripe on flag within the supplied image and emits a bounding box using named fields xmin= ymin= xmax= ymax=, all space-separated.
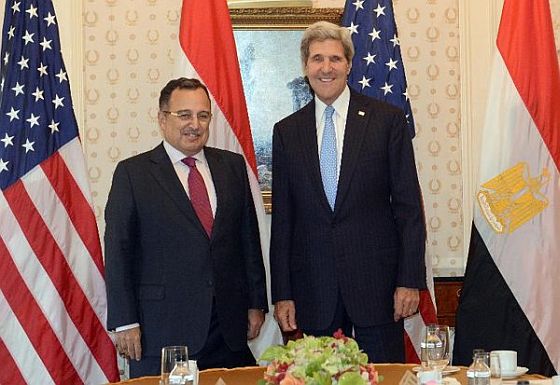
xmin=0 ymin=338 xmax=27 ymax=385
xmin=404 ymin=330 xmax=420 ymax=364
xmin=497 ymin=0 xmax=560 ymax=168
xmin=41 ymin=152 xmax=105 ymax=276
xmin=0 ymin=236 xmax=82 ymax=385
xmin=4 ymin=179 xmax=117 ymax=381
xmin=404 ymin=290 xmax=437 ymax=363
xmin=179 ymin=0 xmax=257 ymax=173
xmin=418 ymin=289 xmax=438 ymax=325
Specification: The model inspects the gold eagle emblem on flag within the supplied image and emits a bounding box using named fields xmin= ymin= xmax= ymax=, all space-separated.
xmin=477 ymin=162 xmax=550 ymax=234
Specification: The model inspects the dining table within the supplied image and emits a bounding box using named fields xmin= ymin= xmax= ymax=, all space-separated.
xmin=107 ymin=363 xmax=551 ymax=385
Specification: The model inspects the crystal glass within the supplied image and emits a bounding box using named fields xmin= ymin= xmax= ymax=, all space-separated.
xmin=160 ymin=346 xmax=193 ymax=385
xmin=490 ymin=352 xmax=502 ymax=382
xmin=425 ymin=324 xmax=450 ymax=373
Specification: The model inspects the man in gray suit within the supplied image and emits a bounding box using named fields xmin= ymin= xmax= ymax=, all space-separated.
xmin=105 ymin=78 xmax=268 ymax=377
xmin=270 ymin=22 xmax=427 ymax=363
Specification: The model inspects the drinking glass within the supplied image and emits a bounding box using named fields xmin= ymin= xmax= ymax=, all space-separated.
xmin=490 ymin=352 xmax=502 ymax=383
xmin=160 ymin=346 xmax=193 ymax=385
xmin=425 ymin=325 xmax=450 ymax=373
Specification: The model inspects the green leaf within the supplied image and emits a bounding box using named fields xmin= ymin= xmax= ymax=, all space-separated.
xmin=311 ymin=371 xmax=333 ymax=385
xmin=259 ymin=345 xmax=288 ymax=361
xmin=338 ymin=372 xmax=366 ymax=385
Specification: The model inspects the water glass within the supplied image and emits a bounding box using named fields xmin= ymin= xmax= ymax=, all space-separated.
xmin=490 ymin=352 xmax=502 ymax=383
xmin=160 ymin=346 xmax=193 ymax=385
xmin=425 ymin=324 xmax=450 ymax=373
xmin=448 ymin=326 xmax=455 ymax=365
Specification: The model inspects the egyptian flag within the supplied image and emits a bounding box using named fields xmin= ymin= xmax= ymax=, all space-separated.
xmin=173 ymin=0 xmax=283 ymax=359
xmin=454 ymin=0 xmax=560 ymax=376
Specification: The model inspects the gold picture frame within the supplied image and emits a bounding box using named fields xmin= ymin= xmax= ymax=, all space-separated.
xmin=230 ymin=8 xmax=343 ymax=213
xmin=231 ymin=7 xmax=343 ymax=29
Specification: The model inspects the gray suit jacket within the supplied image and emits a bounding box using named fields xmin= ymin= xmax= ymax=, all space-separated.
xmin=105 ymin=143 xmax=267 ymax=357
xmin=270 ymin=90 xmax=426 ymax=330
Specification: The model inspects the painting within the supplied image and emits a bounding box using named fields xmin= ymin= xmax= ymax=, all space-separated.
xmin=230 ymin=7 xmax=343 ymax=212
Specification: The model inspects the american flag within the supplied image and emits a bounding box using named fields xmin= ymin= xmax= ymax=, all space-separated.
xmin=0 ymin=1 xmax=119 ymax=383
xmin=342 ymin=0 xmax=415 ymax=137
xmin=342 ymin=0 xmax=438 ymax=363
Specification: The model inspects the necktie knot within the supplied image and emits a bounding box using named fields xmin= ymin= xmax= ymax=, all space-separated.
xmin=182 ymin=156 xmax=196 ymax=168
xmin=325 ymin=105 xmax=335 ymax=120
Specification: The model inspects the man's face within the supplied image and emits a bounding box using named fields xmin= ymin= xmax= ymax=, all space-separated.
xmin=305 ymin=39 xmax=350 ymax=105
xmin=158 ymin=88 xmax=211 ymax=156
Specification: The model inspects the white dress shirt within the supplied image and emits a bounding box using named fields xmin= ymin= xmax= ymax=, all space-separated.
xmin=314 ymin=85 xmax=350 ymax=180
xmin=163 ymin=141 xmax=217 ymax=216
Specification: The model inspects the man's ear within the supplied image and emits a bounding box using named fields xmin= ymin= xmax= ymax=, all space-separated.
xmin=157 ymin=111 xmax=166 ymax=128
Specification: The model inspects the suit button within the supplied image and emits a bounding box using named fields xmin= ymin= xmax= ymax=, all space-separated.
xmin=207 ymin=280 xmax=213 ymax=287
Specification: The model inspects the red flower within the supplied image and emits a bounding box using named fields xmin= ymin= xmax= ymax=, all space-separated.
xmin=333 ymin=328 xmax=349 ymax=342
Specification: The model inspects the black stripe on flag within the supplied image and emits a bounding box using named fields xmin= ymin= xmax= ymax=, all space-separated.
xmin=453 ymin=224 xmax=557 ymax=377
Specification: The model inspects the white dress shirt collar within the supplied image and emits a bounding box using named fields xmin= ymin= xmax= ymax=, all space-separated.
xmin=162 ymin=141 xmax=217 ymax=215
xmin=314 ymin=85 xmax=351 ymax=125
xmin=162 ymin=141 xmax=208 ymax=166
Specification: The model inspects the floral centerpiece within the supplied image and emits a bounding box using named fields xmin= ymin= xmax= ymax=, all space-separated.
xmin=258 ymin=330 xmax=381 ymax=385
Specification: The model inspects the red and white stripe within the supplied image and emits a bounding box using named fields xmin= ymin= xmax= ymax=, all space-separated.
xmin=0 ymin=139 xmax=120 ymax=384
xmin=404 ymin=286 xmax=438 ymax=363
xmin=175 ymin=0 xmax=282 ymax=359
xmin=474 ymin=0 xmax=560 ymax=372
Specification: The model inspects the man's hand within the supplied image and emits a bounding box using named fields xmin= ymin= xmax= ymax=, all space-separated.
xmin=393 ymin=287 xmax=420 ymax=321
xmin=247 ymin=309 xmax=265 ymax=340
xmin=273 ymin=300 xmax=297 ymax=332
xmin=114 ymin=327 xmax=142 ymax=361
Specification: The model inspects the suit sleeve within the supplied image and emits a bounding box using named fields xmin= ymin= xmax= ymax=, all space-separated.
xmin=237 ymin=154 xmax=269 ymax=312
xmin=269 ymin=123 xmax=294 ymax=303
xmin=104 ymin=161 xmax=140 ymax=330
xmin=387 ymin=112 xmax=427 ymax=289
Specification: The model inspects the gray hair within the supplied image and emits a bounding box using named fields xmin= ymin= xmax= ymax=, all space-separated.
xmin=300 ymin=21 xmax=354 ymax=70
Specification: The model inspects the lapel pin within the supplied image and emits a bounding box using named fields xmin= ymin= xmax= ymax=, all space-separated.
xmin=358 ymin=110 xmax=365 ymax=116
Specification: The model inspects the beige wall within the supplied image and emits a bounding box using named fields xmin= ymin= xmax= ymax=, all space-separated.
xmin=10 ymin=0 xmax=558 ymax=277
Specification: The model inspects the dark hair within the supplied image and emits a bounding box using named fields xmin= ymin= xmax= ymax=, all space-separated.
xmin=159 ymin=77 xmax=211 ymax=110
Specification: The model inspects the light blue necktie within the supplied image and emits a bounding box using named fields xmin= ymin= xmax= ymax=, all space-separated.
xmin=320 ymin=105 xmax=337 ymax=210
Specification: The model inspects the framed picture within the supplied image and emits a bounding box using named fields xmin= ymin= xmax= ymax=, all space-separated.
xmin=230 ymin=7 xmax=343 ymax=213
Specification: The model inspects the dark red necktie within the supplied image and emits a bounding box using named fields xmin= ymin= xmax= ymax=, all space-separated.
xmin=182 ymin=157 xmax=213 ymax=237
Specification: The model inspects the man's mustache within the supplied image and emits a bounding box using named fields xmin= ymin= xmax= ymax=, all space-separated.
xmin=180 ymin=128 xmax=202 ymax=136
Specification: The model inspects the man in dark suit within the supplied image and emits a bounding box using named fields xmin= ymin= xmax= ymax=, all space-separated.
xmin=104 ymin=78 xmax=268 ymax=377
xmin=270 ymin=22 xmax=427 ymax=363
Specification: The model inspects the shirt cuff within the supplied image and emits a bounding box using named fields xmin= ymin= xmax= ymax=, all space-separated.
xmin=115 ymin=323 xmax=140 ymax=332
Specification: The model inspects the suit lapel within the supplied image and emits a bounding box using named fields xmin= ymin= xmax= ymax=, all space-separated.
xmin=336 ymin=92 xmax=370 ymax=212
xmin=297 ymin=101 xmax=334 ymax=213
xmin=148 ymin=143 xmax=208 ymax=237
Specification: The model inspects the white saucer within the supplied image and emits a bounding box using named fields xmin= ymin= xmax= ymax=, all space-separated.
xmin=501 ymin=366 xmax=529 ymax=379
xmin=412 ymin=366 xmax=461 ymax=375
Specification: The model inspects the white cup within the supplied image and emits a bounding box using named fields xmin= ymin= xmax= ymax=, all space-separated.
xmin=491 ymin=350 xmax=517 ymax=374
xmin=417 ymin=369 xmax=442 ymax=385
xmin=189 ymin=360 xmax=199 ymax=385
xmin=552 ymin=375 xmax=560 ymax=385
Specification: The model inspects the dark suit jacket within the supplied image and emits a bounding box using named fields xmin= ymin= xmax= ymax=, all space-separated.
xmin=270 ymin=90 xmax=426 ymax=330
xmin=105 ymin=143 xmax=267 ymax=358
